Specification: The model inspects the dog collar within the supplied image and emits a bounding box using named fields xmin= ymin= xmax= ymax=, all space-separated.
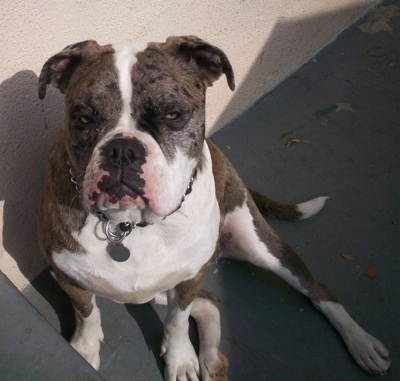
xmin=67 ymin=160 xmax=197 ymax=244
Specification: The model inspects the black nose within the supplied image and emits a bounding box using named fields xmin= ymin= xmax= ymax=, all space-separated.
xmin=102 ymin=138 xmax=147 ymax=167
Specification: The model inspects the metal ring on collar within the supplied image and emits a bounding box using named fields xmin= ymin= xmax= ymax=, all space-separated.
xmin=105 ymin=220 xmax=130 ymax=243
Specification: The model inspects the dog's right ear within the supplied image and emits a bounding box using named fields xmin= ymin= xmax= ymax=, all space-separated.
xmin=38 ymin=40 xmax=99 ymax=100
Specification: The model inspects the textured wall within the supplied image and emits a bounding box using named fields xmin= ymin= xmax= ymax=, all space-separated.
xmin=0 ymin=0 xmax=381 ymax=289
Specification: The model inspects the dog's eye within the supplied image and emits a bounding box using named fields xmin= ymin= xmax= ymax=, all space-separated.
xmin=79 ymin=116 xmax=91 ymax=124
xmin=163 ymin=112 xmax=181 ymax=121
xmin=75 ymin=114 xmax=99 ymax=133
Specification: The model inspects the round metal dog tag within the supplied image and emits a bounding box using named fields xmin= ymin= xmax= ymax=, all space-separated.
xmin=107 ymin=243 xmax=130 ymax=262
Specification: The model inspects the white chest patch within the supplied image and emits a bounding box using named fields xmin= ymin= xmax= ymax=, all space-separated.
xmin=52 ymin=146 xmax=220 ymax=304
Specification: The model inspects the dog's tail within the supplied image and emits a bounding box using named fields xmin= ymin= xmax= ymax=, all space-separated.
xmin=248 ymin=188 xmax=328 ymax=220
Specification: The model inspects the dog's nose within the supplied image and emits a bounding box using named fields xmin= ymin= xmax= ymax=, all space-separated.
xmin=102 ymin=138 xmax=147 ymax=167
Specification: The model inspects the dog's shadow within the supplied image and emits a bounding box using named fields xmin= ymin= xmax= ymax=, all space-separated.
xmin=30 ymin=268 xmax=200 ymax=377
xmin=124 ymin=303 xmax=166 ymax=372
xmin=125 ymin=303 xmax=200 ymax=372
xmin=0 ymin=70 xmax=62 ymax=284
xmin=28 ymin=269 xmax=76 ymax=339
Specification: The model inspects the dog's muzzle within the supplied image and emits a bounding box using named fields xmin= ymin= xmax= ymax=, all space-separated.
xmin=92 ymin=137 xmax=149 ymax=206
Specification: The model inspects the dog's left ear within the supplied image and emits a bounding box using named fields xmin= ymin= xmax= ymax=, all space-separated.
xmin=162 ymin=36 xmax=235 ymax=91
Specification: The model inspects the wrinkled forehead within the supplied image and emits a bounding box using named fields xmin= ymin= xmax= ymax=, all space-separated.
xmin=65 ymin=43 xmax=143 ymax=103
xmin=116 ymin=42 xmax=204 ymax=104
xmin=67 ymin=42 xmax=203 ymax=108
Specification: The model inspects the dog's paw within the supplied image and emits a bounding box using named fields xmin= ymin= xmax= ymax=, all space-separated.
xmin=200 ymin=350 xmax=229 ymax=381
xmin=345 ymin=330 xmax=391 ymax=375
xmin=70 ymin=326 xmax=104 ymax=370
xmin=161 ymin=337 xmax=200 ymax=381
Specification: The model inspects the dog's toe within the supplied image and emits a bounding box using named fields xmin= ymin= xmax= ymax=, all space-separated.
xmin=162 ymin=339 xmax=200 ymax=381
xmin=200 ymin=351 xmax=229 ymax=381
xmin=71 ymin=340 xmax=101 ymax=370
xmin=366 ymin=341 xmax=391 ymax=376
xmin=70 ymin=325 xmax=104 ymax=370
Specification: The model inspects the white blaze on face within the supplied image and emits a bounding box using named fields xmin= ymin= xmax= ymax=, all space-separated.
xmin=112 ymin=42 xmax=145 ymax=132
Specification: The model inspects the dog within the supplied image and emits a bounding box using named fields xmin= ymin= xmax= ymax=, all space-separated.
xmin=37 ymin=36 xmax=391 ymax=380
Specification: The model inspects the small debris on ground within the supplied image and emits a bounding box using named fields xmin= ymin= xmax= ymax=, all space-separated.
xmin=340 ymin=253 xmax=355 ymax=261
xmin=335 ymin=102 xmax=354 ymax=113
xmin=359 ymin=4 xmax=400 ymax=35
xmin=364 ymin=267 xmax=378 ymax=278
xmin=314 ymin=102 xmax=355 ymax=125
xmin=286 ymin=139 xmax=311 ymax=147
xmin=294 ymin=74 xmax=308 ymax=80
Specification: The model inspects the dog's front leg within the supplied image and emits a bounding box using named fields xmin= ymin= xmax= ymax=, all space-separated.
xmin=70 ymin=295 xmax=104 ymax=370
xmin=191 ymin=291 xmax=229 ymax=381
xmin=161 ymin=289 xmax=200 ymax=381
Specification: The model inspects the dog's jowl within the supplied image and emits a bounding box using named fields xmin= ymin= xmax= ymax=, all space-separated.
xmin=38 ymin=36 xmax=391 ymax=380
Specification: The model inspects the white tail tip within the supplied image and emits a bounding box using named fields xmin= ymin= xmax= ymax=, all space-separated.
xmin=297 ymin=196 xmax=329 ymax=219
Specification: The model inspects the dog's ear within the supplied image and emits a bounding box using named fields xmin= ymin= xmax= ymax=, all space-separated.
xmin=163 ymin=36 xmax=235 ymax=91
xmin=38 ymin=40 xmax=99 ymax=100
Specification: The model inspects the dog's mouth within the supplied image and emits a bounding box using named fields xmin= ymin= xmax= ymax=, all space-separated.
xmin=89 ymin=177 xmax=149 ymax=209
xmin=86 ymin=136 xmax=152 ymax=211
xmin=86 ymin=166 xmax=197 ymax=226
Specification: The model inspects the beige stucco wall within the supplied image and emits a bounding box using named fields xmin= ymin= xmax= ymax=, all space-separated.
xmin=0 ymin=0 xmax=381 ymax=290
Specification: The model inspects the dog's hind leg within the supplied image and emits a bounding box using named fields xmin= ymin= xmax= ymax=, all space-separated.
xmin=54 ymin=271 xmax=104 ymax=370
xmin=220 ymin=191 xmax=391 ymax=375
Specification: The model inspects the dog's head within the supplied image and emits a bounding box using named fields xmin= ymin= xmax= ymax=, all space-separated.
xmin=39 ymin=36 xmax=234 ymax=224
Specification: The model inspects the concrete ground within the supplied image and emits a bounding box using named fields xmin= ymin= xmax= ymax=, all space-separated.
xmin=22 ymin=2 xmax=399 ymax=380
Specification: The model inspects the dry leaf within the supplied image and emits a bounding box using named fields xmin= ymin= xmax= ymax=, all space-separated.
xmin=340 ymin=253 xmax=355 ymax=261
xmin=335 ymin=102 xmax=354 ymax=113
xmin=286 ymin=139 xmax=311 ymax=147
xmin=364 ymin=267 xmax=377 ymax=278
xmin=358 ymin=5 xmax=400 ymax=35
